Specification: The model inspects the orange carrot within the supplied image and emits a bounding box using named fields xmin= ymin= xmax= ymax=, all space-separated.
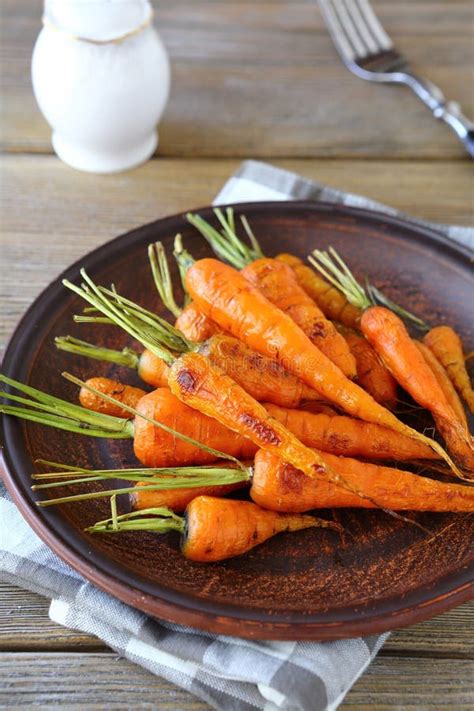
xmin=360 ymin=307 xmax=474 ymax=472
xmin=87 ymin=496 xmax=337 ymax=562
xmin=424 ymin=325 xmax=474 ymax=414
xmin=188 ymin=211 xmax=357 ymax=377
xmin=79 ymin=377 xmax=146 ymax=419
xmin=175 ymin=302 xmax=221 ymax=342
xmin=276 ymin=253 xmax=362 ymax=328
xmin=78 ymin=376 xmax=437 ymax=463
xmin=179 ymin=254 xmax=455 ymax=471
xmin=264 ymin=403 xmax=438 ymax=461
xmin=133 ymin=386 xmax=258 ymax=467
xmin=58 ymin=333 xmax=324 ymax=409
xmin=131 ymin=480 xmax=247 ymax=512
xmin=309 ymin=249 xmax=473 ymax=474
xmin=339 ymin=327 xmax=398 ymax=409
xmin=250 ymin=449 xmax=474 ymax=513
xmin=63 ymin=270 xmax=461 ymax=502
xmin=415 ymin=341 xmax=467 ymax=429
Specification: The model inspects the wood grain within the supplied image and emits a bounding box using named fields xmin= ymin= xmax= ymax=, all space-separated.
xmin=2 ymin=155 xmax=472 ymax=357
xmin=1 ymin=1 xmax=473 ymax=158
xmin=1 ymin=584 xmax=472 ymax=657
xmin=0 ymin=652 xmax=473 ymax=709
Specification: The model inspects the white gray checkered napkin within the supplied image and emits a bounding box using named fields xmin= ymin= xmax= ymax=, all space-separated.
xmin=1 ymin=160 xmax=472 ymax=711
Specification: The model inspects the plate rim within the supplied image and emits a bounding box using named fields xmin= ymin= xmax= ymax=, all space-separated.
xmin=1 ymin=199 xmax=473 ymax=640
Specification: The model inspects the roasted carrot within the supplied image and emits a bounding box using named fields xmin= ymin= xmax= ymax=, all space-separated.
xmin=87 ymin=496 xmax=338 ymax=562
xmin=64 ymin=270 xmax=465 ymax=504
xmin=32 ymin=459 xmax=250 ymax=511
xmin=276 ymin=252 xmax=362 ymax=328
xmin=131 ymin=480 xmax=247 ymax=512
xmin=338 ymin=326 xmax=398 ymax=409
xmin=415 ymin=341 xmax=467 ymax=429
xmin=263 ymin=403 xmax=438 ymax=461
xmin=188 ymin=210 xmax=357 ymax=377
xmin=79 ymin=377 xmax=146 ymax=419
xmin=175 ymin=302 xmax=221 ymax=342
xmin=59 ymin=333 xmax=324 ymax=410
xmin=250 ymin=449 xmax=474 ymax=513
xmin=176 ymin=251 xmax=459 ymax=473
xmin=0 ymin=375 xmax=253 ymax=473
xmin=424 ymin=325 xmax=474 ymax=414
xmin=309 ymin=249 xmax=473 ymax=474
xmin=77 ymin=373 xmax=437 ymax=463
xmin=133 ymin=387 xmax=258 ymax=467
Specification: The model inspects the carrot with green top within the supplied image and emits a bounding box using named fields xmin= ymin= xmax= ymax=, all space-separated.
xmin=56 ymin=333 xmax=324 ymax=410
xmin=309 ymin=249 xmax=474 ymax=473
xmin=276 ymin=252 xmax=362 ymax=328
xmin=77 ymin=372 xmax=438 ymax=463
xmin=173 ymin=243 xmax=463 ymax=478
xmin=60 ymin=271 xmax=436 ymax=505
xmin=32 ymin=459 xmax=250 ymax=512
xmin=86 ymin=496 xmax=338 ymax=563
xmin=187 ymin=209 xmax=357 ymax=377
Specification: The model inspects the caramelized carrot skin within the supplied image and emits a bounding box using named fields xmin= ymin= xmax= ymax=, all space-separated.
xmin=242 ymin=258 xmax=357 ymax=378
xmin=361 ymin=306 xmax=474 ymax=469
xmin=131 ymin=480 xmax=247 ymax=512
xmin=416 ymin=341 xmax=467 ymax=428
xmin=175 ymin=302 xmax=221 ymax=342
xmin=133 ymin=387 xmax=258 ymax=467
xmin=79 ymin=378 xmax=146 ymax=419
xmin=185 ymin=259 xmax=411 ymax=435
xmin=424 ymin=326 xmax=474 ymax=414
xmin=168 ymin=351 xmax=337 ymax=483
xmin=265 ymin=403 xmax=438 ymax=461
xmin=276 ymin=253 xmax=361 ymax=328
xmin=181 ymin=496 xmax=318 ymax=562
xmin=198 ymin=333 xmax=322 ymax=408
xmin=138 ymin=350 xmax=170 ymax=387
xmin=341 ymin=329 xmax=397 ymax=409
xmin=251 ymin=450 xmax=474 ymax=513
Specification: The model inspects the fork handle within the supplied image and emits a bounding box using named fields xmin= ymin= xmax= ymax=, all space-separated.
xmin=403 ymin=74 xmax=474 ymax=157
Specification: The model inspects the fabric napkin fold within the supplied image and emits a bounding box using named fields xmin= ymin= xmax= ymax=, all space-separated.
xmin=1 ymin=160 xmax=472 ymax=711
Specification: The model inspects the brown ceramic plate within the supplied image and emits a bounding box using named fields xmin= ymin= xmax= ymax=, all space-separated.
xmin=1 ymin=201 xmax=473 ymax=640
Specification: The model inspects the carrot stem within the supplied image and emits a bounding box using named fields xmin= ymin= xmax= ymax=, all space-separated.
xmin=55 ymin=336 xmax=140 ymax=369
xmin=148 ymin=242 xmax=183 ymax=318
xmin=63 ymin=270 xmax=187 ymax=364
xmin=86 ymin=506 xmax=185 ymax=535
xmin=0 ymin=375 xmax=133 ymax=438
xmin=187 ymin=209 xmax=263 ymax=268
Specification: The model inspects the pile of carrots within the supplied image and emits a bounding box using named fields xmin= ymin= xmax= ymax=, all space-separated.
xmin=1 ymin=208 xmax=473 ymax=564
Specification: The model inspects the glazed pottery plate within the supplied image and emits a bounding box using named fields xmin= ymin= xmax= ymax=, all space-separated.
xmin=1 ymin=201 xmax=473 ymax=640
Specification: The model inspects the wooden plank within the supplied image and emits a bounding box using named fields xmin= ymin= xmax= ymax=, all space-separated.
xmin=0 ymin=584 xmax=107 ymax=652
xmin=1 ymin=1 xmax=473 ymax=158
xmin=1 ymin=583 xmax=473 ymax=657
xmin=1 ymin=154 xmax=472 ymax=359
xmin=0 ymin=652 xmax=472 ymax=708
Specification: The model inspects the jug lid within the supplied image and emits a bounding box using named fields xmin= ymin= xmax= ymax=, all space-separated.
xmin=43 ymin=0 xmax=153 ymax=43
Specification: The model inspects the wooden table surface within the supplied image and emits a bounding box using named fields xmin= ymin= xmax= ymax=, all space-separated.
xmin=1 ymin=1 xmax=473 ymax=708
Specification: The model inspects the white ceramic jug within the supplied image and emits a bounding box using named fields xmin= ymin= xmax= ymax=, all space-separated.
xmin=32 ymin=0 xmax=170 ymax=173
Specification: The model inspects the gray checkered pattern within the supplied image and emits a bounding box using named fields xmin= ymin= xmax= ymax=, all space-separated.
xmin=1 ymin=160 xmax=471 ymax=710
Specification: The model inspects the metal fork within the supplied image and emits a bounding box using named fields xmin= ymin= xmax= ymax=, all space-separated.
xmin=319 ymin=0 xmax=474 ymax=156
